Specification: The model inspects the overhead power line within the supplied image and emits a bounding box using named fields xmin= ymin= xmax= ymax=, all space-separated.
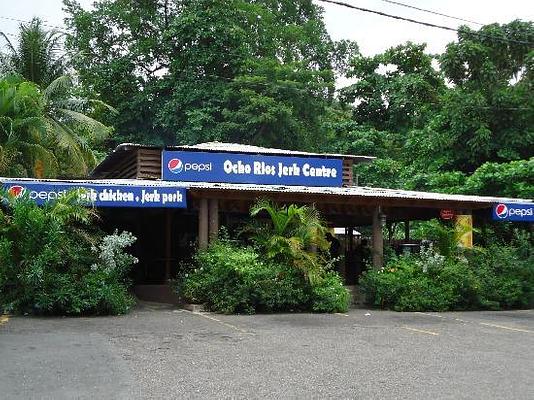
xmin=0 ymin=15 xmax=67 ymax=33
xmin=377 ymin=0 xmax=484 ymax=26
xmin=317 ymin=0 xmax=534 ymax=46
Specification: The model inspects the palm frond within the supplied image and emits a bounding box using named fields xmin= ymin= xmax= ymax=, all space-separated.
xmin=56 ymin=108 xmax=111 ymax=141
xmin=43 ymin=75 xmax=73 ymax=103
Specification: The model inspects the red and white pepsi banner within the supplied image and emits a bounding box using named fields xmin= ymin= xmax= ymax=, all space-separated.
xmin=493 ymin=203 xmax=534 ymax=222
xmin=2 ymin=180 xmax=187 ymax=208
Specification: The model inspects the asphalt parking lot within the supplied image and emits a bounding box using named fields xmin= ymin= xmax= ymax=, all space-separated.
xmin=1 ymin=304 xmax=533 ymax=399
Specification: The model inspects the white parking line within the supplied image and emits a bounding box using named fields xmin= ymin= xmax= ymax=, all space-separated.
xmin=479 ymin=322 xmax=533 ymax=334
xmin=184 ymin=310 xmax=255 ymax=335
xmin=402 ymin=326 xmax=439 ymax=336
xmin=415 ymin=311 xmax=533 ymax=334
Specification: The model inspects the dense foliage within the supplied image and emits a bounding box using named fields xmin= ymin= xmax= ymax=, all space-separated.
xmin=178 ymin=201 xmax=349 ymax=314
xmin=360 ymin=231 xmax=534 ymax=311
xmin=62 ymin=0 xmax=533 ymax=199
xmin=0 ymin=190 xmax=137 ymax=315
xmin=0 ymin=19 xmax=115 ymax=178
xmin=332 ymin=22 xmax=534 ymax=198
xmin=177 ymin=239 xmax=348 ymax=314
xmin=248 ymin=199 xmax=333 ymax=283
xmin=63 ymin=0 xmax=357 ymax=148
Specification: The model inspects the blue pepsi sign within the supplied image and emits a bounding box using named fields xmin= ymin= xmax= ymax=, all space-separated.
xmin=2 ymin=180 xmax=187 ymax=208
xmin=162 ymin=151 xmax=343 ymax=187
xmin=493 ymin=203 xmax=534 ymax=222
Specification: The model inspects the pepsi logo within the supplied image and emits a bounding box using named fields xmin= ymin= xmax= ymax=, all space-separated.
xmin=495 ymin=203 xmax=508 ymax=219
xmin=168 ymin=158 xmax=184 ymax=174
xmin=7 ymin=185 xmax=25 ymax=198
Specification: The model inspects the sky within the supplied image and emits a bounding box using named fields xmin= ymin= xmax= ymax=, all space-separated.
xmin=0 ymin=0 xmax=533 ymax=57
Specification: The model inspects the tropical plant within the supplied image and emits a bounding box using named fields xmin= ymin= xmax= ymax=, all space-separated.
xmin=360 ymin=230 xmax=534 ymax=312
xmin=0 ymin=189 xmax=136 ymax=315
xmin=0 ymin=76 xmax=57 ymax=177
xmin=40 ymin=74 xmax=115 ymax=177
xmin=177 ymin=239 xmax=349 ymax=314
xmin=248 ymin=199 xmax=331 ymax=283
xmin=0 ymin=18 xmax=67 ymax=88
xmin=1 ymin=18 xmax=115 ymax=177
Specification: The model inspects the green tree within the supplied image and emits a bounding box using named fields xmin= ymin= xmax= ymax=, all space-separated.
xmin=0 ymin=76 xmax=57 ymax=177
xmin=1 ymin=19 xmax=116 ymax=177
xmin=418 ymin=21 xmax=534 ymax=174
xmin=334 ymin=22 xmax=533 ymax=198
xmin=340 ymin=42 xmax=444 ymax=132
xmin=64 ymin=0 xmax=356 ymax=150
xmin=0 ymin=18 xmax=67 ymax=87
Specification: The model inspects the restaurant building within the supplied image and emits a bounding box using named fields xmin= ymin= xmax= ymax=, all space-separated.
xmin=2 ymin=142 xmax=532 ymax=301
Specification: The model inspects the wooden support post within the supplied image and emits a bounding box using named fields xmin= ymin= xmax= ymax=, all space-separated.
xmin=404 ymin=220 xmax=410 ymax=241
xmin=208 ymin=198 xmax=219 ymax=242
xmin=165 ymin=210 xmax=172 ymax=281
xmin=198 ymin=198 xmax=208 ymax=250
xmin=345 ymin=227 xmax=354 ymax=283
xmin=372 ymin=206 xmax=384 ymax=269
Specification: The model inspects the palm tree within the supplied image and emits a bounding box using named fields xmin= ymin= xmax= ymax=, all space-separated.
xmin=249 ymin=199 xmax=331 ymax=283
xmin=0 ymin=18 xmax=66 ymax=88
xmin=41 ymin=75 xmax=114 ymax=177
xmin=1 ymin=18 xmax=115 ymax=177
xmin=0 ymin=75 xmax=58 ymax=177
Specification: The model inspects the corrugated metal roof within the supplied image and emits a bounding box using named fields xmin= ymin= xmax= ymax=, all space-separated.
xmin=90 ymin=141 xmax=374 ymax=178
xmin=2 ymin=177 xmax=531 ymax=207
xmin=171 ymin=142 xmax=375 ymax=162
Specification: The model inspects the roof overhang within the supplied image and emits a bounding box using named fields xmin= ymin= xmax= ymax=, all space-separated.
xmin=3 ymin=177 xmax=531 ymax=212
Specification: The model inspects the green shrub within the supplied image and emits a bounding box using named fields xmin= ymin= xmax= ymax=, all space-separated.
xmin=0 ymin=191 xmax=137 ymax=315
xmin=310 ymin=271 xmax=350 ymax=313
xmin=361 ymin=233 xmax=533 ymax=312
xmin=178 ymin=241 xmax=308 ymax=314
xmin=360 ymin=247 xmax=479 ymax=311
xmin=467 ymin=233 xmax=534 ymax=309
xmin=177 ymin=240 xmax=349 ymax=314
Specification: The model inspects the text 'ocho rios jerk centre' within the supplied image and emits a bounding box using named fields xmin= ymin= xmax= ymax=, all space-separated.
xmin=2 ymin=142 xmax=532 ymax=302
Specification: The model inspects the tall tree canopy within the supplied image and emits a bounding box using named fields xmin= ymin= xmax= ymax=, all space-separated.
xmin=328 ymin=21 xmax=533 ymax=199
xmin=64 ymin=0 xmax=358 ymax=150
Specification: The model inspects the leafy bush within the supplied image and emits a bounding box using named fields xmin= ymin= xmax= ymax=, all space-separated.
xmin=310 ymin=271 xmax=349 ymax=313
xmin=0 ymin=191 xmax=137 ymax=315
xmin=177 ymin=240 xmax=349 ymax=314
xmin=361 ymin=233 xmax=534 ymax=311
xmin=360 ymin=248 xmax=479 ymax=312
xmin=178 ymin=241 xmax=308 ymax=314
xmin=467 ymin=232 xmax=534 ymax=309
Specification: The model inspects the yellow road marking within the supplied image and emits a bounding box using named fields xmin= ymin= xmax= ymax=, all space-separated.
xmin=402 ymin=326 xmax=439 ymax=336
xmin=186 ymin=310 xmax=255 ymax=335
xmin=0 ymin=315 xmax=9 ymax=326
xmin=479 ymin=322 xmax=533 ymax=334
